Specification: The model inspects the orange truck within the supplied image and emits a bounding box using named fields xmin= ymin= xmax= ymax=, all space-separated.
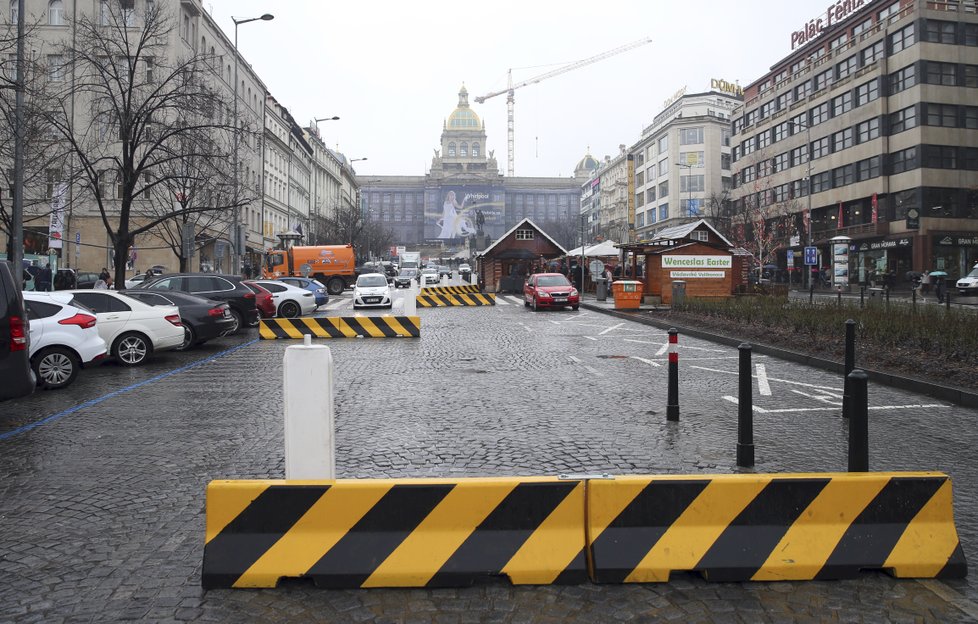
xmin=262 ymin=245 xmax=357 ymax=295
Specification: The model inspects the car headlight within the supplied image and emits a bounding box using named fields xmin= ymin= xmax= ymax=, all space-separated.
xmin=570 ymin=289 xmax=579 ymax=296
xmin=538 ymin=291 xmax=552 ymax=298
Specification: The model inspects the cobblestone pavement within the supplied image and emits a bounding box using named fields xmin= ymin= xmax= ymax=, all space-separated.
xmin=1 ymin=290 xmax=977 ymax=623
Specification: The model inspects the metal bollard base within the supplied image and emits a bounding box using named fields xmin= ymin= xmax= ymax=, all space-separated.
xmin=737 ymin=443 xmax=755 ymax=467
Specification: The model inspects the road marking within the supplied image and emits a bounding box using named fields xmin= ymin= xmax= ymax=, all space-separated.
xmin=631 ymin=356 xmax=661 ymax=368
xmin=790 ymin=389 xmax=841 ymax=405
xmin=584 ymin=336 xmax=597 ymax=341
xmin=916 ymin=580 xmax=978 ymax=621
xmin=518 ymin=323 xmax=532 ymax=333
xmin=622 ymin=337 xmax=669 ymax=344
xmin=598 ymin=323 xmax=625 ymax=336
xmin=569 ymin=356 xmax=581 ymax=363
xmin=723 ymin=396 xmax=769 ymax=413
xmin=691 ymin=365 xmax=842 ymax=392
xmin=654 ymin=342 xmax=669 ymax=356
xmin=326 ymin=299 xmax=348 ymax=310
xmin=755 ymin=364 xmax=772 ymax=396
xmin=0 ymin=339 xmax=261 ymax=442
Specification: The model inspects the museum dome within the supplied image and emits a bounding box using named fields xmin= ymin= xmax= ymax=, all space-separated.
xmin=447 ymin=85 xmax=481 ymax=129
xmin=574 ymin=152 xmax=600 ymax=177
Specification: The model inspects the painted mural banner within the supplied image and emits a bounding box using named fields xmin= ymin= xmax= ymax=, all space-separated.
xmin=426 ymin=186 xmax=502 ymax=241
xmin=662 ymin=256 xmax=732 ymax=269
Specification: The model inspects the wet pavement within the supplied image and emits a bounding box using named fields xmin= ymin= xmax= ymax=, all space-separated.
xmin=1 ymin=288 xmax=977 ymax=623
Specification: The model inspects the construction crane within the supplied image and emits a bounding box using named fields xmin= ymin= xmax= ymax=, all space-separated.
xmin=475 ymin=37 xmax=652 ymax=177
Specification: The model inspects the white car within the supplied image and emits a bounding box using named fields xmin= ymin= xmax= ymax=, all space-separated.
xmin=67 ymin=290 xmax=184 ymax=366
xmin=246 ymin=279 xmax=318 ymax=318
xmin=352 ymin=273 xmax=393 ymax=309
xmin=23 ymin=292 xmax=108 ymax=389
xmin=956 ymin=265 xmax=978 ymax=296
xmin=124 ymin=273 xmax=149 ymax=289
xmin=419 ymin=268 xmax=440 ymax=288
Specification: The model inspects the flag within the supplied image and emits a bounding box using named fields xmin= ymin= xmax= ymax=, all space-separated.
xmin=837 ymin=201 xmax=843 ymax=228
xmin=803 ymin=209 xmax=810 ymax=235
xmin=48 ymin=182 xmax=67 ymax=249
xmin=871 ymin=193 xmax=878 ymax=224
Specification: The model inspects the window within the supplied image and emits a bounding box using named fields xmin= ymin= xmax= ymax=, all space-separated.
xmin=647 ymin=164 xmax=656 ymax=179
xmin=515 ymin=229 xmax=534 ymax=240
xmin=447 ymin=142 xmax=456 ymax=157
xmin=659 ymin=204 xmax=668 ymax=221
xmin=636 ymin=211 xmax=645 ymax=228
xmin=745 ymin=109 xmax=757 ymax=126
xmin=837 ymin=55 xmax=857 ymax=79
xmin=45 ymin=169 xmax=61 ymax=198
xmin=832 ymin=128 xmax=853 ymax=152
xmin=811 ymin=136 xmax=830 ymax=159
xmin=760 ymin=101 xmax=776 ymax=119
xmin=460 ymin=142 xmax=468 ymax=157
xmin=853 ymin=17 xmax=873 ymax=38
xmin=659 ymin=158 xmax=669 ymax=175
xmin=926 ymin=103 xmax=958 ymax=127
xmin=721 ymin=128 xmax=731 ymax=146
xmin=810 ymin=102 xmax=830 ymax=126
xmin=680 ymin=175 xmax=704 ymax=193
xmin=635 ymin=171 xmax=644 ymax=187
xmin=812 ymin=172 xmax=831 ymax=193
xmin=47 ymin=54 xmax=64 ymax=82
xmin=472 ymin=143 xmax=480 ymax=157
xmin=815 ymin=68 xmax=833 ymax=91
xmin=791 ymin=145 xmax=809 ymax=167
xmin=965 ymin=107 xmax=978 ymax=129
xmin=856 ymin=118 xmax=880 ymax=143
xmin=890 ymin=23 xmax=915 ymax=54
xmin=758 ymin=129 xmax=772 ymax=149
xmin=658 ymin=135 xmax=668 ymax=153
xmin=648 ymin=208 xmax=656 ymax=224
xmin=891 ymin=146 xmax=918 ymax=174
xmin=48 ymin=0 xmax=65 ymax=25
xmin=772 ymin=122 xmax=788 ymax=143
xmin=646 ymin=187 xmax=656 ymax=202
xmin=679 ymin=127 xmax=703 ymax=144
xmin=100 ymin=0 xmax=111 ymax=25
xmin=923 ymin=145 xmax=957 ymax=169
xmin=741 ymin=137 xmax=755 ymax=155
xmin=926 ymin=20 xmax=956 ymax=44
xmin=757 ymin=159 xmax=772 ymax=178
xmin=833 ymin=164 xmax=855 ymax=187
xmin=9 ymin=0 xmax=16 ymax=23
xmin=795 ymin=81 xmax=813 ymax=100
xmin=789 ymin=113 xmax=806 ymax=135
xmin=830 ymin=33 xmax=849 ymax=50
xmin=878 ymin=3 xmax=899 ymax=21
xmin=658 ymin=181 xmax=669 ymax=198
xmin=678 ymin=151 xmax=704 ymax=167
xmin=776 ymin=92 xmax=792 ymax=111
xmin=890 ymin=64 xmax=916 ymax=93
xmin=857 ymin=156 xmax=881 ymax=181
xmin=792 ymin=179 xmax=808 ymax=198
xmin=832 ymin=92 xmax=852 ymax=116
xmin=773 ymin=152 xmax=789 ymax=172
xmin=855 ymin=79 xmax=879 ymax=105
xmin=966 ymin=65 xmax=978 ymax=87
xmin=926 ymin=62 xmax=957 ymax=86
xmin=741 ymin=165 xmax=755 ymax=183
xmin=862 ymin=40 xmax=884 ymax=65
xmin=721 ymin=153 xmax=731 ymax=170
xmin=966 ymin=23 xmax=978 ymax=47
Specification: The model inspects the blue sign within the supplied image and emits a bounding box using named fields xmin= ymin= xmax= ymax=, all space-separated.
xmin=786 ymin=249 xmax=794 ymax=266
xmin=804 ymin=246 xmax=818 ymax=266
xmin=75 ymin=231 xmax=81 ymax=244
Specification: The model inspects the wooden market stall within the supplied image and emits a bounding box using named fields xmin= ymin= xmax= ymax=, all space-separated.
xmin=475 ymin=218 xmax=568 ymax=293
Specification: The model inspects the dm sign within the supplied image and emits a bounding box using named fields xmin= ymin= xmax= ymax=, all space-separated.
xmin=662 ymin=255 xmax=732 ymax=269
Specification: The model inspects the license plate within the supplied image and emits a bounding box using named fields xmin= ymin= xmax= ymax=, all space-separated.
xmin=365 ymin=297 xmax=380 ymax=303
xmin=553 ymin=297 xmax=567 ymax=302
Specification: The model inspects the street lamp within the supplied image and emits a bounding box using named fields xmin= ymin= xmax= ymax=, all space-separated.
xmin=349 ymin=157 xmax=367 ymax=164
xmin=315 ymin=116 xmax=340 ymax=123
xmin=787 ymin=119 xmax=813 ymax=289
xmin=232 ymin=13 xmax=274 ymax=275
xmin=677 ymin=162 xmax=695 ymax=222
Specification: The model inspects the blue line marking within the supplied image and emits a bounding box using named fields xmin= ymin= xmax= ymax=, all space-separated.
xmin=0 ymin=338 xmax=260 ymax=442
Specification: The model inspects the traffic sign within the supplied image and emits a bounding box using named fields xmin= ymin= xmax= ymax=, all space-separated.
xmin=786 ymin=249 xmax=794 ymax=266
xmin=75 ymin=231 xmax=81 ymax=244
xmin=804 ymin=246 xmax=818 ymax=266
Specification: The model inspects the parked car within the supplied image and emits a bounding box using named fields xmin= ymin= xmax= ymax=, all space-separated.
xmin=275 ymin=276 xmax=329 ymax=307
xmin=23 ymin=292 xmax=107 ymax=389
xmin=67 ymin=290 xmax=184 ymax=366
xmin=0 ymin=261 xmax=34 ymax=400
xmin=956 ymin=264 xmax=978 ymax=296
xmin=136 ymin=273 xmax=259 ymax=334
xmin=419 ymin=268 xmax=440 ymax=287
xmin=242 ymin=281 xmax=277 ymax=319
xmin=121 ymin=290 xmax=235 ymax=351
xmin=124 ymin=273 xmax=150 ymax=289
xmin=352 ymin=273 xmax=392 ymax=309
xmin=458 ymin=263 xmax=472 ymax=280
xmin=394 ymin=268 xmax=418 ymax=289
xmin=523 ymin=273 xmax=580 ymax=311
xmin=246 ymin=279 xmax=317 ymax=318
xmin=53 ymin=269 xmax=99 ymax=290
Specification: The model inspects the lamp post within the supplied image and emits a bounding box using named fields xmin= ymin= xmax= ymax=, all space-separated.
xmin=788 ymin=119 xmax=813 ymax=288
xmin=232 ymin=13 xmax=274 ymax=275
xmin=314 ymin=115 xmax=340 ymax=124
xmin=677 ymin=162 xmax=694 ymax=222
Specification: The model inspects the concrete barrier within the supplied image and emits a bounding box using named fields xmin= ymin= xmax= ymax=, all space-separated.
xmin=203 ymin=477 xmax=587 ymax=589
xmin=416 ymin=293 xmax=496 ymax=307
xmin=259 ymin=316 xmax=420 ymax=339
xmin=420 ymin=284 xmax=482 ymax=295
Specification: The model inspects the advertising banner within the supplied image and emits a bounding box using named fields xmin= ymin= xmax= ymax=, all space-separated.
xmin=662 ymin=255 xmax=731 ymax=269
xmin=426 ymin=185 xmax=502 ymax=241
xmin=48 ymin=182 xmax=67 ymax=249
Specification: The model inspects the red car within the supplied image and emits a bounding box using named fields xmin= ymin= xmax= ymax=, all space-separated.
xmin=243 ymin=281 xmax=276 ymax=319
xmin=524 ymin=273 xmax=580 ymax=311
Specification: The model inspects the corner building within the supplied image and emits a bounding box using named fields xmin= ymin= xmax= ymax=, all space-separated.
xmin=730 ymin=0 xmax=978 ymax=284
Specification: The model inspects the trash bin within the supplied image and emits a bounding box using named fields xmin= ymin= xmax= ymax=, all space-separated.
xmin=672 ymin=280 xmax=686 ymax=305
xmin=595 ymin=277 xmax=608 ymax=301
xmin=612 ymin=280 xmax=643 ymax=310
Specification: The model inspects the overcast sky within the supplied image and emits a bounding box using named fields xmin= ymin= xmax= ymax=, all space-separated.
xmin=205 ymin=1 xmax=829 ymax=178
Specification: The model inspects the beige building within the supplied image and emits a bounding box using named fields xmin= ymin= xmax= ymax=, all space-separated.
xmin=730 ymin=0 xmax=978 ymax=284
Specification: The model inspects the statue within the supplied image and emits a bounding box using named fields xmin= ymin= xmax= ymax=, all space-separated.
xmin=433 ymin=148 xmax=440 ymax=158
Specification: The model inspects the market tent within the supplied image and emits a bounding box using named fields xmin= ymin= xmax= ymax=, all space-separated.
xmin=566 ymin=245 xmax=586 ymax=256
xmin=583 ymin=240 xmax=620 ymax=257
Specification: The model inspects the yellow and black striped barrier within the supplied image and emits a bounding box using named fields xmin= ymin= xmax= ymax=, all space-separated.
xmin=202 ymin=477 xmax=587 ymax=589
xmin=420 ymin=284 xmax=482 ymax=295
xmin=588 ymin=472 xmax=967 ymax=583
xmin=416 ymin=293 xmax=495 ymax=307
xmin=259 ymin=316 xmax=420 ymax=339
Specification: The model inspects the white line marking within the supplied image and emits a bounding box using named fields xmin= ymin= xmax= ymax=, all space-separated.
xmin=584 ymin=336 xmax=597 ymax=341
xmin=723 ymin=395 xmax=769 ymax=413
xmin=598 ymin=323 xmax=625 ymax=336
xmin=584 ymin=366 xmax=603 ymax=376
xmin=691 ymin=365 xmax=842 ymax=392
xmin=655 ymin=342 xmax=670 ymax=356
xmin=632 ymin=356 xmax=661 ymax=368
xmin=790 ymin=389 xmax=842 ymax=405
xmin=755 ymin=364 xmax=772 ymax=396
xmin=756 ymin=404 xmax=948 ymax=414
xmin=568 ymin=356 xmax=582 ymax=363
xmin=550 ymin=320 xmax=562 ymax=325
xmin=504 ymin=296 xmax=523 ymax=304
xmin=518 ymin=323 xmax=532 ymax=333
xmin=326 ymin=299 xmax=348 ymax=310
xmin=622 ymin=338 xmax=670 ymax=344
xmin=916 ymin=579 xmax=978 ymax=622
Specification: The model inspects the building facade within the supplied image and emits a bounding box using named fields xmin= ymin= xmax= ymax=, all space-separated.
xmin=730 ymin=0 xmax=978 ymax=284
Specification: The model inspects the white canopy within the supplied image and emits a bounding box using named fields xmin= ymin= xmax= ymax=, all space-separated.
xmin=583 ymin=240 xmax=620 ymax=257
xmin=566 ymin=245 xmax=586 ymax=256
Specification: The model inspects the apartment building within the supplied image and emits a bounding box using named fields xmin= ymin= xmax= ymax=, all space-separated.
xmin=730 ymin=0 xmax=978 ymax=284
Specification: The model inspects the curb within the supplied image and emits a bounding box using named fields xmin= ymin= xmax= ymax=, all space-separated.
xmin=580 ymin=302 xmax=978 ymax=409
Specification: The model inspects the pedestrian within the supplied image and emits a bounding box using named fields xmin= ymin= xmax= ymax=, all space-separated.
xmin=935 ymin=276 xmax=946 ymax=304
xmin=37 ymin=263 xmax=52 ymax=292
xmin=921 ymin=270 xmax=931 ymax=294
xmin=99 ymin=267 xmax=110 ymax=282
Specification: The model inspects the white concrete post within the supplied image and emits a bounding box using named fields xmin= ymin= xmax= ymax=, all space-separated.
xmin=441 ymin=274 xmax=448 ymax=285
xmin=404 ymin=282 xmax=417 ymax=316
xmin=471 ymin=271 xmax=479 ymax=286
xmin=283 ymin=334 xmax=335 ymax=479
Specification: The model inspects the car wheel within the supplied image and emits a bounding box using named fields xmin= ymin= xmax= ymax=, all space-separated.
xmin=524 ymin=297 xmax=530 ymax=308
xmin=175 ymin=322 xmax=196 ymax=351
xmin=113 ymin=332 xmax=151 ymax=366
xmin=326 ymin=277 xmax=345 ymax=295
xmin=228 ymin=309 xmax=243 ymax=334
xmin=532 ymin=297 xmax=539 ymax=311
xmin=572 ymin=305 xmax=579 ymax=311
xmin=32 ymin=346 xmax=79 ymax=389
xmin=279 ymin=300 xmax=301 ymax=318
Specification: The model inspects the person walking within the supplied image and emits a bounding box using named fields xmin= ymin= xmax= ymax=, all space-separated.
xmin=921 ymin=270 xmax=931 ymax=294
xmin=37 ymin=264 xmax=52 ymax=292
xmin=935 ymin=276 xmax=946 ymax=304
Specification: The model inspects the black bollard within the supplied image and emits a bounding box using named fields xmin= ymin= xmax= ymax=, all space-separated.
xmin=809 ymin=282 xmax=814 ymax=304
xmin=912 ymin=286 xmax=917 ymax=307
xmin=847 ymin=370 xmax=869 ymax=472
xmin=837 ymin=288 xmax=842 ymax=306
xmin=946 ymin=291 xmax=952 ymax=310
xmin=860 ymin=286 xmax=865 ymax=309
xmin=842 ymin=319 xmax=856 ymax=419
xmin=737 ymin=343 xmax=755 ymax=467
xmin=667 ymin=328 xmax=679 ymax=422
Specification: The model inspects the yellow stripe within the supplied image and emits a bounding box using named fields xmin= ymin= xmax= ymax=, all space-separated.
xmin=885 ymin=479 xmax=961 ymax=577
xmin=258 ymin=324 xmax=277 ymax=339
xmin=335 ymin=318 xmax=358 ymax=337
xmin=300 ymin=317 xmax=324 ymax=336
xmin=503 ymin=481 xmax=586 ymax=584
xmin=626 ymin=477 xmax=771 ymax=583
xmin=205 ymin=481 xmax=269 ymax=544
xmin=362 ymin=481 xmax=518 ymax=587
xmin=587 ymin=479 xmax=650 ymax=545
xmin=276 ymin=319 xmax=304 ymax=339
xmin=359 ymin=318 xmax=387 ymax=337
xmin=416 ymin=296 xmax=434 ymax=307
xmin=751 ymin=476 xmax=887 ymax=580
xmin=233 ymin=482 xmax=393 ymax=588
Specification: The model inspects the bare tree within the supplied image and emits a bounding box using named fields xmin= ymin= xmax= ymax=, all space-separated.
xmin=704 ymin=189 xmax=735 ymax=241
xmin=42 ymin=2 xmax=248 ymax=286
xmin=538 ymin=218 xmax=580 ymax=251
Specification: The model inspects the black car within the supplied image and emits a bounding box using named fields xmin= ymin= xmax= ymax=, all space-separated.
xmin=53 ymin=269 xmax=100 ymax=290
xmin=394 ymin=268 xmax=418 ymax=288
xmin=0 ymin=261 xmax=34 ymax=400
xmin=437 ymin=265 xmax=453 ymax=279
xmin=121 ymin=290 xmax=236 ymax=351
xmin=137 ymin=273 xmax=259 ymax=334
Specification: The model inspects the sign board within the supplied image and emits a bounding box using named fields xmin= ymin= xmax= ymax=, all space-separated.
xmin=662 ymin=255 xmax=731 ymax=269
xmin=906 ymin=208 xmax=920 ymax=230
xmin=804 ymin=246 xmax=818 ymax=266
xmin=300 ymin=263 xmax=312 ymax=278
xmin=589 ymin=259 xmax=604 ymax=277
xmin=669 ymin=271 xmax=726 ymax=279
xmin=75 ymin=231 xmax=81 ymax=245
xmin=786 ymin=250 xmax=795 ymax=266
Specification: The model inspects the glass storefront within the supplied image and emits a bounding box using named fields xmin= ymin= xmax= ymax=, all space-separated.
xmin=932 ymin=234 xmax=978 ymax=281
xmin=849 ymin=237 xmax=913 ymax=287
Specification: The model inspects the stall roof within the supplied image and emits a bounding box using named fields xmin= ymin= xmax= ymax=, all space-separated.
xmin=648 ymin=219 xmax=733 ymax=247
xmin=478 ymin=218 xmax=567 ymax=257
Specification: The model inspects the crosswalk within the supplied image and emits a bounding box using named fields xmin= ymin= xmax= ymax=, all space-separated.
xmin=319 ymin=294 xmax=525 ymax=311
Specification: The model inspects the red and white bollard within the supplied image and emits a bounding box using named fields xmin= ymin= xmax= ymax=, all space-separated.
xmin=667 ymin=328 xmax=679 ymax=421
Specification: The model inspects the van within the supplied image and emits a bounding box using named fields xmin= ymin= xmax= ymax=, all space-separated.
xmin=262 ymin=245 xmax=357 ymax=295
xmin=0 ymin=261 xmax=35 ymax=400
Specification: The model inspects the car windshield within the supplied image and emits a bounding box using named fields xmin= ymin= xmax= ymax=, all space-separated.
xmin=966 ymin=267 xmax=978 ymax=279
xmin=537 ymin=275 xmax=571 ymax=287
xmin=399 ymin=269 xmax=417 ymax=276
xmin=357 ymin=275 xmax=388 ymax=287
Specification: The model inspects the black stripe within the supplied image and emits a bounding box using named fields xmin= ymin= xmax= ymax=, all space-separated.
xmin=314 ymin=318 xmax=345 ymax=338
xmin=395 ymin=316 xmax=421 ymax=337
xmin=437 ymin=295 xmax=454 ymax=307
xmin=816 ymin=476 xmax=946 ymax=580
xmin=201 ymin=485 xmax=329 ymax=589
xmin=370 ymin=318 xmax=398 ymax=338
xmin=553 ymin=549 xmax=588 ymax=585
xmin=265 ymin=321 xmax=292 ymax=340
xmin=426 ymin=481 xmax=580 ymax=587
xmin=306 ymin=484 xmax=454 ymax=588
xmin=343 ymin=317 xmax=370 ymax=337
xmin=936 ymin=542 xmax=968 ymax=579
xmin=695 ymin=478 xmax=830 ymax=581
xmin=590 ymin=480 xmax=709 ymax=584
xmin=289 ymin=320 xmax=315 ymax=336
